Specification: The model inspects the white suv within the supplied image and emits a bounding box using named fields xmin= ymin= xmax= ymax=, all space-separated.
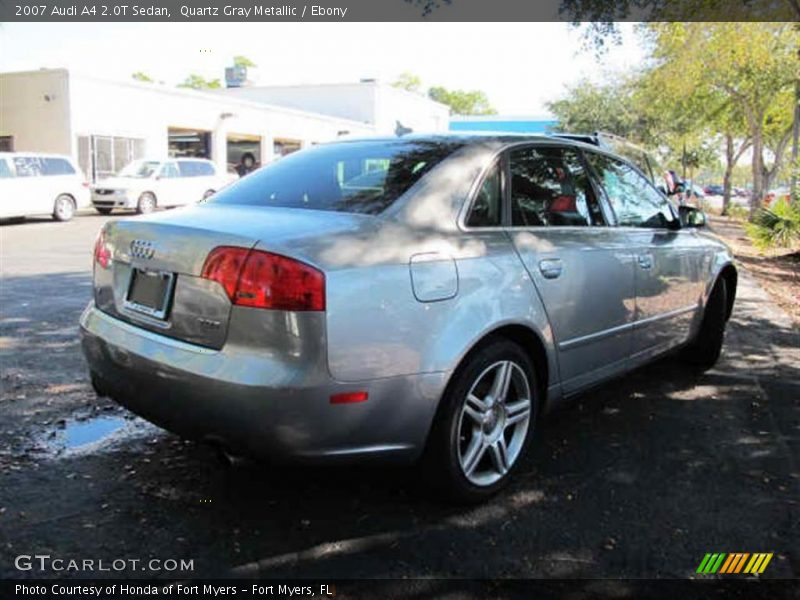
xmin=91 ymin=158 xmax=230 ymax=215
xmin=0 ymin=152 xmax=90 ymax=222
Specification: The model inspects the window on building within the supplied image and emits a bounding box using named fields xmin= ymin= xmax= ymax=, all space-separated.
xmin=0 ymin=136 xmax=14 ymax=152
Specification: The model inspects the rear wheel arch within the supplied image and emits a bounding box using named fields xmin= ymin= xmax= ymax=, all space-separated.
xmin=430 ymin=324 xmax=550 ymax=433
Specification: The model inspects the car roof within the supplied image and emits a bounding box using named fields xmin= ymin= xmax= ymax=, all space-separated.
xmin=0 ymin=151 xmax=76 ymax=160
xmin=332 ymin=132 xmax=610 ymax=154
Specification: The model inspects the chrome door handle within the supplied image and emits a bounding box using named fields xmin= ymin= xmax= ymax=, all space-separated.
xmin=638 ymin=254 xmax=653 ymax=269
xmin=539 ymin=259 xmax=563 ymax=279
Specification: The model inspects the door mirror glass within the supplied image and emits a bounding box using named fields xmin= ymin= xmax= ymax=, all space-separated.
xmin=679 ymin=205 xmax=706 ymax=228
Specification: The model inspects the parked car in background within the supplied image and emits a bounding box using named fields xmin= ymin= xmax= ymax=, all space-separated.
xmin=0 ymin=152 xmax=90 ymax=222
xmin=81 ymin=134 xmax=737 ymax=502
xmin=91 ymin=158 xmax=229 ymax=215
xmin=704 ymin=184 xmax=724 ymax=196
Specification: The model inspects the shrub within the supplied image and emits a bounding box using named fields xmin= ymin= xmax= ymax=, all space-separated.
xmin=746 ymin=197 xmax=800 ymax=250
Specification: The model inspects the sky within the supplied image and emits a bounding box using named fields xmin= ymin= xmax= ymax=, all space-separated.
xmin=0 ymin=22 xmax=645 ymax=115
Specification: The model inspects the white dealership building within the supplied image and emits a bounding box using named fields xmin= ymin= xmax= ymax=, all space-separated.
xmin=0 ymin=69 xmax=450 ymax=181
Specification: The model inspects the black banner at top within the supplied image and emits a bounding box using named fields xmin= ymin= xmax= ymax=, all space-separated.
xmin=0 ymin=0 xmax=795 ymax=22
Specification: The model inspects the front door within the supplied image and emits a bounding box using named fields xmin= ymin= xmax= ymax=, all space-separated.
xmin=503 ymin=145 xmax=636 ymax=395
xmin=584 ymin=152 xmax=705 ymax=360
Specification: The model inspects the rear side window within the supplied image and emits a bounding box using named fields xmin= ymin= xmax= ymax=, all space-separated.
xmin=509 ymin=146 xmax=604 ymax=227
xmin=41 ymin=157 xmax=76 ymax=176
xmin=466 ymin=162 xmax=502 ymax=227
xmin=13 ymin=156 xmax=43 ymax=177
xmin=0 ymin=159 xmax=12 ymax=178
xmin=178 ymin=161 xmax=214 ymax=177
xmin=209 ymin=140 xmax=464 ymax=215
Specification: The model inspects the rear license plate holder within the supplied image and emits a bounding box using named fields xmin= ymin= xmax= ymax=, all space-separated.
xmin=124 ymin=268 xmax=175 ymax=320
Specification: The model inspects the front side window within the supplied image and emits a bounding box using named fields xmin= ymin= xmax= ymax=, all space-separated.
xmin=586 ymin=153 xmax=676 ymax=228
xmin=160 ymin=162 xmax=179 ymax=178
xmin=466 ymin=161 xmax=502 ymax=227
xmin=119 ymin=160 xmax=161 ymax=178
xmin=0 ymin=159 xmax=12 ymax=178
xmin=210 ymin=140 xmax=464 ymax=215
xmin=509 ymin=146 xmax=603 ymax=227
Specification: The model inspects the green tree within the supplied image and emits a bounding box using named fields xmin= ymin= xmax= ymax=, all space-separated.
xmin=233 ymin=55 xmax=257 ymax=68
xmin=392 ymin=71 xmax=423 ymax=93
xmin=547 ymin=77 xmax=653 ymax=143
xmin=427 ymin=86 xmax=497 ymax=115
xmin=178 ymin=74 xmax=222 ymax=90
xmin=641 ymin=23 xmax=799 ymax=218
xmin=131 ymin=72 xmax=154 ymax=83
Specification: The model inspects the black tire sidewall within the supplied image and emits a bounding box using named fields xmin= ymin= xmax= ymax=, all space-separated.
xmin=425 ymin=338 xmax=539 ymax=503
xmin=685 ymin=278 xmax=728 ymax=369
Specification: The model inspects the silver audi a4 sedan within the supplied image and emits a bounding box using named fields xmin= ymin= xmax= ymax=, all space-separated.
xmin=81 ymin=134 xmax=737 ymax=502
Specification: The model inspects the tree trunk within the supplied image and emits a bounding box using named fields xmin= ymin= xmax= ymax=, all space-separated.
xmin=750 ymin=128 xmax=764 ymax=221
xmin=791 ymin=80 xmax=799 ymax=204
xmin=722 ymin=133 xmax=734 ymax=216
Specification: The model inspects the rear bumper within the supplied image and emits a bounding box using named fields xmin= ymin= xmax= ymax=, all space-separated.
xmin=79 ymin=304 xmax=446 ymax=464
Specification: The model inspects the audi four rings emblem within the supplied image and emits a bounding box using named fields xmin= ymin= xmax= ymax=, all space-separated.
xmin=130 ymin=239 xmax=156 ymax=260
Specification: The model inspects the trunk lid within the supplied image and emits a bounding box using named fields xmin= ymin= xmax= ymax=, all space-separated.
xmin=95 ymin=204 xmax=372 ymax=349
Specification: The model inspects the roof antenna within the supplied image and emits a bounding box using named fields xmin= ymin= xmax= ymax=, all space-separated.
xmin=395 ymin=120 xmax=413 ymax=137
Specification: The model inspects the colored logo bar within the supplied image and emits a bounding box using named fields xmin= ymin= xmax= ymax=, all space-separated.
xmin=696 ymin=553 xmax=773 ymax=574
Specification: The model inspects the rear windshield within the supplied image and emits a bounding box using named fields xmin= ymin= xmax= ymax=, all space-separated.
xmin=209 ymin=140 xmax=464 ymax=215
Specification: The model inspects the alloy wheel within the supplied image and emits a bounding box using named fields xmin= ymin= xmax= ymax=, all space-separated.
xmin=456 ymin=360 xmax=532 ymax=487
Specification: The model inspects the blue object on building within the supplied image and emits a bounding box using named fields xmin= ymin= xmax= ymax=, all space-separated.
xmin=449 ymin=115 xmax=558 ymax=134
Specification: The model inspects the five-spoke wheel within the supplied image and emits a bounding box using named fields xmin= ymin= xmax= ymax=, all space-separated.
xmin=423 ymin=338 xmax=538 ymax=503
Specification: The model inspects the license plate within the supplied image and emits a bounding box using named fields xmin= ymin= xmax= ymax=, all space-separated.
xmin=125 ymin=268 xmax=175 ymax=320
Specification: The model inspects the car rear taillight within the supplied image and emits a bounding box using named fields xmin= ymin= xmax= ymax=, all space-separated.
xmin=202 ymin=246 xmax=325 ymax=312
xmin=82 ymin=181 xmax=90 ymax=188
xmin=93 ymin=229 xmax=111 ymax=269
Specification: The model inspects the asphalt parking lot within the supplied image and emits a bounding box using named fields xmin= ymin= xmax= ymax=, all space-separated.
xmin=0 ymin=213 xmax=798 ymax=584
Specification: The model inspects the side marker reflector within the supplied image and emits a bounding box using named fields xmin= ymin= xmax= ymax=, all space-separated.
xmin=330 ymin=391 xmax=369 ymax=405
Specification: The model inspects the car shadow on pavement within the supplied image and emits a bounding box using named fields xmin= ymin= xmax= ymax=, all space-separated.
xmin=0 ymin=271 xmax=797 ymax=581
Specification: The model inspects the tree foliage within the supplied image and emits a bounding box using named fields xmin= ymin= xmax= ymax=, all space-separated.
xmin=233 ymin=55 xmax=257 ymax=68
xmin=177 ymin=74 xmax=222 ymax=90
xmin=392 ymin=71 xmax=423 ymax=93
xmin=427 ymin=86 xmax=497 ymax=115
xmin=131 ymin=72 xmax=153 ymax=83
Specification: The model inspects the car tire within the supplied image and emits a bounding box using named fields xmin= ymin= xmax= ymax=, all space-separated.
xmin=136 ymin=193 xmax=156 ymax=215
xmin=95 ymin=207 xmax=114 ymax=215
xmin=52 ymin=194 xmax=76 ymax=222
xmin=681 ymin=278 xmax=728 ymax=371
xmin=422 ymin=338 xmax=538 ymax=504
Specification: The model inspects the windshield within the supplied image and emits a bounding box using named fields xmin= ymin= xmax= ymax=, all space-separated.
xmin=118 ymin=160 xmax=161 ymax=178
xmin=209 ymin=140 xmax=465 ymax=215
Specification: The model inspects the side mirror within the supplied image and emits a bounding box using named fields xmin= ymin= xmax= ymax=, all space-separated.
xmin=679 ymin=205 xmax=706 ymax=228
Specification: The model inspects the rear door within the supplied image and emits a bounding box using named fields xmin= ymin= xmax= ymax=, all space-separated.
xmin=584 ymin=152 xmax=706 ymax=360
xmin=12 ymin=156 xmax=50 ymax=214
xmin=156 ymin=161 xmax=181 ymax=206
xmin=503 ymin=144 xmax=636 ymax=395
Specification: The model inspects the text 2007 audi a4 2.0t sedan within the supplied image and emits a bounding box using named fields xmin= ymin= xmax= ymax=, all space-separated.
xmin=81 ymin=135 xmax=737 ymax=502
